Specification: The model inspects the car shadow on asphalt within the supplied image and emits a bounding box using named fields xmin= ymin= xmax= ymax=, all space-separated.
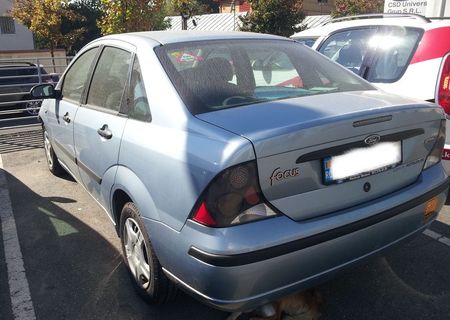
xmin=319 ymin=218 xmax=450 ymax=320
xmin=1 ymin=169 xmax=228 ymax=320
xmin=0 ymin=129 xmax=44 ymax=154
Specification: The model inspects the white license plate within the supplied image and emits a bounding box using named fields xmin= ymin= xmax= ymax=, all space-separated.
xmin=323 ymin=141 xmax=401 ymax=184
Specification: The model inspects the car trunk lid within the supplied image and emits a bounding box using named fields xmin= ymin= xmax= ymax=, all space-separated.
xmin=196 ymin=90 xmax=444 ymax=220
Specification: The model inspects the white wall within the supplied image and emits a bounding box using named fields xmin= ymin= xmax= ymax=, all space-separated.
xmin=0 ymin=0 xmax=12 ymax=15
xmin=425 ymin=0 xmax=450 ymax=17
xmin=0 ymin=0 xmax=34 ymax=51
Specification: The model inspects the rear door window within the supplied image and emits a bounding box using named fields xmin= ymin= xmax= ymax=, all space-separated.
xmin=319 ymin=28 xmax=378 ymax=75
xmin=86 ymin=46 xmax=132 ymax=112
xmin=319 ymin=26 xmax=422 ymax=83
xmin=366 ymin=27 xmax=422 ymax=83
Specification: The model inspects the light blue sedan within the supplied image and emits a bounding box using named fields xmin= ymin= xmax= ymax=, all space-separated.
xmin=32 ymin=31 xmax=449 ymax=312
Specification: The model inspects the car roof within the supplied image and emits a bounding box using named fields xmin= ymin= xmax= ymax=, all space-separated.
xmin=97 ymin=31 xmax=290 ymax=46
xmin=292 ymin=15 xmax=450 ymax=38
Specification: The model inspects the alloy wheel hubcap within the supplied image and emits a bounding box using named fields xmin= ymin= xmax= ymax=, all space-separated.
xmin=123 ymin=218 xmax=150 ymax=289
xmin=44 ymin=132 xmax=53 ymax=168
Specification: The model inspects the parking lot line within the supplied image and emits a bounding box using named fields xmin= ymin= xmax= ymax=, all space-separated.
xmin=0 ymin=155 xmax=36 ymax=320
xmin=423 ymin=228 xmax=450 ymax=248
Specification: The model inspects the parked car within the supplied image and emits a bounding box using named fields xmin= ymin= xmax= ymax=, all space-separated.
xmin=0 ymin=62 xmax=59 ymax=116
xmin=33 ymin=31 xmax=448 ymax=312
xmin=292 ymin=14 xmax=450 ymax=173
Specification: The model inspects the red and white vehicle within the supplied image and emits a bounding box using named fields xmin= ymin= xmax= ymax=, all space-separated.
xmin=292 ymin=14 xmax=450 ymax=173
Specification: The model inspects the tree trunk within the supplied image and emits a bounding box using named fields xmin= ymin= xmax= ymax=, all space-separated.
xmin=50 ymin=41 xmax=56 ymax=73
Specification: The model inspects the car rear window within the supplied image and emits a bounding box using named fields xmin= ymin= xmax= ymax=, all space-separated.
xmin=155 ymin=39 xmax=374 ymax=114
xmin=319 ymin=27 xmax=423 ymax=83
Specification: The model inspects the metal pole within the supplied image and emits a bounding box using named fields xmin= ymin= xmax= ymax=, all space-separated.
xmin=439 ymin=0 xmax=446 ymax=17
xmin=232 ymin=0 xmax=236 ymax=31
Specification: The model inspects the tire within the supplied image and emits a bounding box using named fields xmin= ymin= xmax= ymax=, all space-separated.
xmin=43 ymin=127 xmax=64 ymax=176
xmin=119 ymin=202 xmax=177 ymax=304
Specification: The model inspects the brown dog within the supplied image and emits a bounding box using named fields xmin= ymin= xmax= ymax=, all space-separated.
xmin=227 ymin=288 xmax=323 ymax=320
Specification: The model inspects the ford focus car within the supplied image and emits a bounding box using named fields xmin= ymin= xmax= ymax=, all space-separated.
xmin=33 ymin=31 xmax=448 ymax=312
xmin=292 ymin=14 xmax=450 ymax=174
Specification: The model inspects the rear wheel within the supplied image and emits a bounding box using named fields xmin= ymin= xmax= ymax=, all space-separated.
xmin=119 ymin=202 xmax=177 ymax=304
xmin=43 ymin=127 xmax=64 ymax=176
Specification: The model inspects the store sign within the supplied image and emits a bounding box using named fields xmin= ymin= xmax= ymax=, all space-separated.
xmin=384 ymin=0 xmax=428 ymax=14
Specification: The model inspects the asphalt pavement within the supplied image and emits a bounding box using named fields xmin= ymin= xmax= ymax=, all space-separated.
xmin=1 ymin=135 xmax=450 ymax=320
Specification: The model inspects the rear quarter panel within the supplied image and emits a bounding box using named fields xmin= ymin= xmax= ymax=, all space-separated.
xmin=117 ymin=118 xmax=255 ymax=231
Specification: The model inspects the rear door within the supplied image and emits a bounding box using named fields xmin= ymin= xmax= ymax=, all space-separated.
xmin=47 ymin=47 xmax=99 ymax=178
xmin=73 ymin=43 xmax=133 ymax=207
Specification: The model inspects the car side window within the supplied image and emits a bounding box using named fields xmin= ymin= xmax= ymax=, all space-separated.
xmin=127 ymin=58 xmax=151 ymax=122
xmin=62 ymin=48 xmax=98 ymax=103
xmin=366 ymin=27 xmax=422 ymax=83
xmin=319 ymin=28 xmax=377 ymax=74
xmin=86 ymin=46 xmax=132 ymax=112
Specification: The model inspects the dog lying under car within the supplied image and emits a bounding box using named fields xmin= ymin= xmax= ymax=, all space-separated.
xmin=226 ymin=288 xmax=322 ymax=320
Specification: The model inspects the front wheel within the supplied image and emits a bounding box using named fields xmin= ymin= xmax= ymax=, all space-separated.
xmin=120 ymin=202 xmax=177 ymax=304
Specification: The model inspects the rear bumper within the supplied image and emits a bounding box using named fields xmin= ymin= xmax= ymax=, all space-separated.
xmin=144 ymin=164 xmax=449 ymax=312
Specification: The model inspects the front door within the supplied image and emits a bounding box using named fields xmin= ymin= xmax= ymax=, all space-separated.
xmin=73 ymin=45 xmax=132 ymax=208
xmin=48 ymin=47 xmax=99 ymax=178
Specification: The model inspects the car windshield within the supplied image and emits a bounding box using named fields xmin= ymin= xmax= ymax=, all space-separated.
xmin=292 ymin=37 xmax=319 ymax=47
xmin=155 ymin=39 xmax=374 ymax=114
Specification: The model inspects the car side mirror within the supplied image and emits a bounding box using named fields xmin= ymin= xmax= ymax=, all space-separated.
xmin=30 ymin=84 xmax=60 ymax=99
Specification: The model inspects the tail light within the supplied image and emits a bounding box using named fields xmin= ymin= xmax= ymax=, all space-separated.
xmin=191 ymin=161 xmax=279 ymax=227
xmin=436 ymin=53 xmax=450 ymax=114
xmin=423 ymin=120 xmax=446 ymax=170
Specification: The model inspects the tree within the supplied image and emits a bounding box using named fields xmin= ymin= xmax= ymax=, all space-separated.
xmin=99 ymin=0 xmax=169 ymax=35
xmin=66 ymin=0 xmax=102 ymax=54
xmin=239 ymin=0 xmax=304 ymax=37
xmin=333 ymin=0 xmax=384 ymax=17
xmin=10 ymin=0 xmax=85 ymax=57
xmin=168 ymin=0 xmax=211 ymax=29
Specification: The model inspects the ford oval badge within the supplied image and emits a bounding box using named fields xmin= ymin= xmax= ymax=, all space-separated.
xmin=364 ymin=134 xmax=381 ymax=146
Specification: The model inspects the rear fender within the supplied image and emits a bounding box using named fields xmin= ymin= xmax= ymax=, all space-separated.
xmin=111 ymin=165 xmax=160 ymax=225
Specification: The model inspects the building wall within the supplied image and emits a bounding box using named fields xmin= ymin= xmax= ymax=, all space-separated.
xmin=219 ymin=1 xmax=250 ymax=13
xmin=0 ymin=0 xmax=12 ymax=13
xmin=219 ymin=0 xmax=335 ymax=14
xmin=303 ymin=0 xmax=335 ymax=15
xmin=425 ymin=0 xmax=450 ymax=17
xmin=0 ymin=0 xmax=34 ymax=51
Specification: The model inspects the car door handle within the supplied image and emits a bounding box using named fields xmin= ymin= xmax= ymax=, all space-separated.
xmin=63 ymin=112 xmax=71 ymax=123
xmin=97 ymin=124 xmax=113 ymax=139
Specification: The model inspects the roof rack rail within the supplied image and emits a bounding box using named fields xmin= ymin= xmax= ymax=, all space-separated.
xmin=321 ymin=13 xmax=431 ymax=26
xmin=427 ymin=17 xmax=450 ymax=20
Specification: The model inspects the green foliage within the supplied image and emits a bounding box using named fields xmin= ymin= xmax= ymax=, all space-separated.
xmin=239 ymin=0 xmax=304 ymax=37
xmin=10 ymin=0 xmax=86 ymax=54
xmin=66 ymin=0 xmax=102 ymax=53
xmin=99 ymin=0 xmax=170 ymax=35
xmin=333 ymin=0 xmax=384 ymax=17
